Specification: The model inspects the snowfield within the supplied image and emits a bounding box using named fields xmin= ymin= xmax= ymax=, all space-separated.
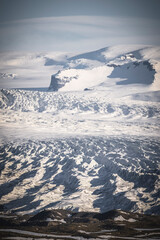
xmin=0 ymin=45 xmax=160 ymax=215
xmin=0 ymin=89 xmax=160 ymax=140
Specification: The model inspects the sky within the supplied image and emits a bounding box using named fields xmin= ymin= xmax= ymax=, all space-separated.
xmin=0 ymin=0 xmax=160 ymax=52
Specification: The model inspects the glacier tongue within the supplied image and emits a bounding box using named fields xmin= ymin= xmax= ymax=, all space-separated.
xmin=1 ymin=136 xmax=160 ymax=215
xmin=0 ymin=45 xmax=160 ymax=216
xmin=0 ymin=137 xmax=160 ymax=215
xmin=0 ymin=88 xmax=160 ymax=215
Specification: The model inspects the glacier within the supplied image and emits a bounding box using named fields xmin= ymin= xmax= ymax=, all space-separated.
xmin=0 ymin=45 xmax=160 ymax=216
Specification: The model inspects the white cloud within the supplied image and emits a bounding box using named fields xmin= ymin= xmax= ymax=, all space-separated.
xmin=0 ymin=15 xmax=159 ymax=52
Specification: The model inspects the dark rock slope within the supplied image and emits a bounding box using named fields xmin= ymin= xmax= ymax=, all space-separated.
xmin=0 ymin=208 xmax=160 ymax=239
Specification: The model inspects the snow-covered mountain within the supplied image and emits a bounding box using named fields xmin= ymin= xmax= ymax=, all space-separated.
xmin=49 ymin=46 xmax=160 ymax=93
xmin=0 ymin=46 xmax=160 ymax=217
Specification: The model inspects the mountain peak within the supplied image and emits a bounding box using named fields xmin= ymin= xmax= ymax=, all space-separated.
xmin=49 ymin=46 xmax=158 ymax=93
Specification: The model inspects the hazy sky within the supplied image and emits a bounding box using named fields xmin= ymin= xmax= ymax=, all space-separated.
xmin=0 ymin=0 xmax=160 ymax=52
